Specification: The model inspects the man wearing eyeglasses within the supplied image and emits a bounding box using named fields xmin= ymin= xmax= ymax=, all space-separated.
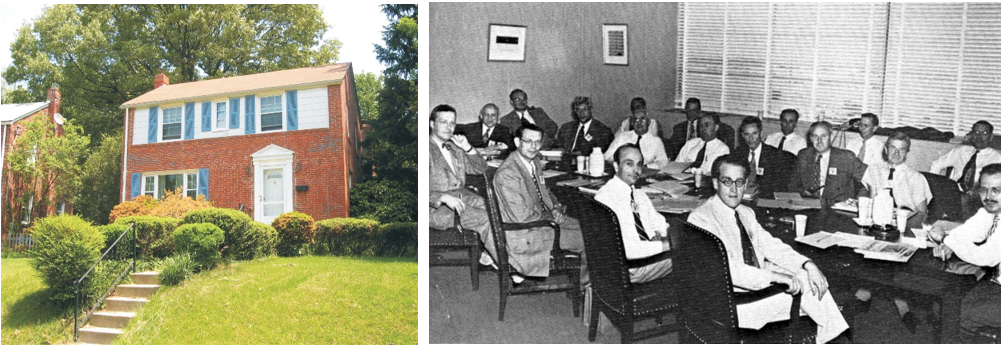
xmin=499 ymin=89 xmax=559 ymax=149
xmin=789 ymin=121 xmax=867 ymax=205
xmin=493 ymin=124 xmax=585 ymax=284
xmin=605 ymin=97 xmax=669 ymax=169
xmin=688 ymin=153 xmax=849 ymax=343
xmin=930 ymin=121 xmax=1001 ymax=217
xmin=929 ymin=163 xmax=1000 ymax=343
xmin=556 ymin=96 xmax=614 ymax=155
xmin=674 ymin=112 xmax=730 ymax=175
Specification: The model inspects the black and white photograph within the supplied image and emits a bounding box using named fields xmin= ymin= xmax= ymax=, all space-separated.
xmin=428 ymin=2 xmax=1001 ymax=344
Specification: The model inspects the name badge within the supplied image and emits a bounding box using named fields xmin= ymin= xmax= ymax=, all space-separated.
xmin=584 ymin=134 xmax=593 ymax=142
xmin=756 ymin=167 xmax=764 ymax=176
xmin=828 ymin=167 xmax=838 ymax=175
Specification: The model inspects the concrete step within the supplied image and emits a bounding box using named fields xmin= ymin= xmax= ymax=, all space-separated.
xmin=130 ymin=271 xmax=159 ymax=285
xmin=89 ymin=311 xmax=135 ymax=329
xmin=115 ymin=284 xmax=159 ymax=298
xmin=104 ymin=297 xmax=148 ymax=312
xmin=79 ymin=326 xmax=123 ymax=345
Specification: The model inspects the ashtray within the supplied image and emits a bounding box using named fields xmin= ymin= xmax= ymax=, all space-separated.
xmin=868 ymin=224 xmax=900 ymax=242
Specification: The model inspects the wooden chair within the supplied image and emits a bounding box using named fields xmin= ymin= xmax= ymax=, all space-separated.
xmin=429 ymin=211 xmax=483 ymax=291
xmin=674 ymin=219 xmax=816 ymax=343
xmin=579 ymin=198 xmax=679 ymax=343
xmin=484 ymin=173 xmax=582 ymax=321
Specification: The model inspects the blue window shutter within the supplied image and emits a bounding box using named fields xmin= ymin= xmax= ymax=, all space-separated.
xmin=286 ymin=90 xmax=298 ymax=131
xmin=198 ymin=168 xmax=209 ymax=199
xmin=147 ymin=107 xmax=159 ymax=143
xmin=245 ymin=95 xmax=256 ymax=134
xmin=229 ymin=98 xmax=240 ymax=129
xmin=201 ymin=101 xmax=211 ymax=132
xmin=184 ymin=102 xmax=195 ymax=140
xmin=130 ymin=173 xmax=142 ymax=199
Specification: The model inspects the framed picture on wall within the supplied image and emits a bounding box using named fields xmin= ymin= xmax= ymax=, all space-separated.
xmin=488 ymin=24 xmax=527 ymax=62
xmin=603 ymin=24 xmax=628 ymax=65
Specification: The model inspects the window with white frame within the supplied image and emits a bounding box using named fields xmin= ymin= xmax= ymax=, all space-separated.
xmin=260 ymin=95 xmax=283 ymax=131
xmin=143 ymin=175 xmax=155 ymax=196
xmin=142 ymin=171 xmax=199 ymax=199
xmin=216 ymin=102 xmax=227 ymax=130
xmin=676 ymin=2 xmax=1001 ymax=135
xmin=162 ymin=107 xmax=182 ymax=140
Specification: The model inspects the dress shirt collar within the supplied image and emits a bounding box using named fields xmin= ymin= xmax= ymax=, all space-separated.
xmin=611 ymin=175 xmax=634 ymax=192
xmin=749 ymin=143 xmax=762 ymax=162
xmin=709 ymin=194 xmax=738 ymax=215
xmin=517 ymin=153 xmax=537 ymax=175
xmin=578 ymin=119 xmax=593 ymax=133
xmin=430 ymin=135 xmax=448 ymax=149
xmin=482 ymin=123 xmax=494 ymax=135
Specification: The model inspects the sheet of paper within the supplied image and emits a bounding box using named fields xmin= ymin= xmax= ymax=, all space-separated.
xmin=660 ymin=161 xmax=692 ymax=174
xmin=790 ymin=198 xmax=822 ymax=210
xmin=651 ymin=196 xmax=703 ymax=213
xmin=644 ymin=180 xmax=690 ymax=197
xmin=556 ymin=178 xmax=594 ymax=187
xmin=486 ymin=159 xmax=503 ymax=168
xmin=932 ymin=220 xmax=963 ymax=232
xmin=795 ymin=232 xmax=843 ymax=249
xmin=539 ymin=150 xmax=563 ymax=158
xmin=541 ymin=170 xmax=565 ymax=179
xmin=774 ymin=192 xmax=803 ymax=201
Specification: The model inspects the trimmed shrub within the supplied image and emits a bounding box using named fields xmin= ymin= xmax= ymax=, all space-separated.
xmin=172 ymin=223 xmax=225 ymax=271
xmin=148 ymin=188 xmax=213 ymax=218
xmin=246 ymin=221 xmax=279 ymax=258
xmin=273 ymin=212 xmax=316 ymax=256
xmin=183 ymin=208 xmax=254 ymax=259
xmin=314 ymin=218 xmax=380 ymax=256
xmin=96 ymin=224 xmax=132 ymax=261
xmin=377 ymin=222 xmax=418 ymax=257
xmin=113 ymin=216 xmax=182 ymax=259
xmin=28 ymin=215 xmax=105 ymax=303
xmin=159 ymin=253 xmax=197 ymax=286
xmin=109 ymin=195 xmax=158 ymax=222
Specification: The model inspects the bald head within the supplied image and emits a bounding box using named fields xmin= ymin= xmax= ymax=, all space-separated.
xmin=480 ymin=103 xmax=500 ymax=127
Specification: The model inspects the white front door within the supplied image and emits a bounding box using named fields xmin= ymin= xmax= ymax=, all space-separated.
xmin=262 ymin=169 xmax=285 ymax=223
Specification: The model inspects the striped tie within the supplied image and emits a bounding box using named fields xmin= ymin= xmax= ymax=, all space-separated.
xmin=988 ymin=215 xmax=999 ymax=284
xmin=530 ymin=163 xmax=549 ymax=213
xmin=631 ymin=191 xmax=649 ymax=241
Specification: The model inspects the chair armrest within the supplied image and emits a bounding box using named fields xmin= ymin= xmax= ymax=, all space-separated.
xmin=501 ymin=220 xmax=563 ymax=252
xmin=733 ymin=283 xmax=789 ymax=305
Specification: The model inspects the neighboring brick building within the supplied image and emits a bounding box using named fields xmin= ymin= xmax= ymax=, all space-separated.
xmin=120 ymin=64 xmax=363 ymax=223
xmin=1 ymin=86 xmax=70 ymax=231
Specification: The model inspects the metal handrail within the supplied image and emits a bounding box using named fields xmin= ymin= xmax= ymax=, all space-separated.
xmin=73 ymin=223 xmax=136 ymax=342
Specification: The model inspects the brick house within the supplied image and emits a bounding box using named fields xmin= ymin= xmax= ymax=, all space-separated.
xmin=1 ymin=86 xmax=70 ymax=232
xmin=120 ymin=64 xmax=363 ymax=223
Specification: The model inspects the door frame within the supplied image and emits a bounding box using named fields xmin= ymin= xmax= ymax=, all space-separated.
xmin=251 ymin=145 xmax=294 ymax=223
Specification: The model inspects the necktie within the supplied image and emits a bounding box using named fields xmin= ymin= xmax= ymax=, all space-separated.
xmin=691 ymin=142 xmax=707 ymax=169
xmin=811 ymin=154 xmax=822 ymax=197
xmin=573 ymin=124 xmax=586 ymax=153
xmin=857 ymin=140 xmax=867 ymax=161
xmin=529 ymin=162 xmax=549 ymax=212
xmin=748 ymin=149 xmax=758 ymax=186
xmin=687 ymin=121 xmax=696 ymax=140
xmin=483 ymin=128 xmax=491 ymax=145
xmin=736 ymin=211 xmax=760 ymax=268
xmin=778 ymin=135 xmax=787 ymax=150
xmin=888 ymin=168 xmax=898 ymax=208
xmin=521 ymin=111 xmax=535 ymax=125
xmin=442 ymin=142 xmax=452 ymax=151
xmin=986 ymin=215 xmax=999 ymax=284
xmin=635 ymin=134 xmax=643 ymax=147
xmin=631 ymin=191 xmax=649 ymax=241
xmin=958 ymin=151 xmax=979 ymax=192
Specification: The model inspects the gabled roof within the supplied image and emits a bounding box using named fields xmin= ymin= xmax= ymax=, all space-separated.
xmin=0 ymin=101 xmax=49 ymax=124
xmin=120 ymin=63 xmax=351 ymax=109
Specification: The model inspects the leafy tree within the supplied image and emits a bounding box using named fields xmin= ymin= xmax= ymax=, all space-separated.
xmin=349 ymin=179 xmax=417 ymax=223
xmin=74 ymin=131 xmax=123 ymax=225
xmin=355 ymin=71 xmax=383 ymax=123
xmin=3 ymin=116 xmax=89 ymax=234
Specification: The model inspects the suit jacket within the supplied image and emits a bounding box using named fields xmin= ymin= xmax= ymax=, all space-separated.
xmin=454 ymin=122 xmax=515 ymax=150
xmin=429 ymin=138 xmax=488 ymax=229
xmin=668 ymin=118 xmax=736 ymax=159
xmin=499 ymin=107 xmax=559 ymax=149
xmin=735 ymin=142 xmax=797 ymax=195
xmin=492 ymin=152 xmax=557 ymax=277
xmin=788 ymin=147 xmax=867 ymax=204
xmin=555 ymin=119 xmax=615 ymax=155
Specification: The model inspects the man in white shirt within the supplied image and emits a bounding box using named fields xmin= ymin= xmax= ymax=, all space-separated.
xmin=862 ymin=132 xmax=932 ymax=228
xmin=930 ymin=121 xmax=1001 ymax=216
xmin=605 ymin=100 xmax=669 ymax=169
xmin=841 ymin=113 xmax=885 ymax=167
xmin=674 ymin=113 xmax=730 ymax=175
xmin=764 ymin=109 xmax=807 ymax=155
xmin=616 ymin=97 xmax=664 ymax=138
xmin=688 ymin=154 xmax=849 ymax=343
xmin=930 ymin=163 xmax=1001 ymax=343
xmin=594 ymin=144 xmax=673 ymax=283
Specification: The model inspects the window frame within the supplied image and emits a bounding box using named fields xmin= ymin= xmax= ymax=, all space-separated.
xmin=140 ymin=170 xmax=200 ymax=199
xmin=214 ymin=100 xmax=228 ymax=131
xmin=258 ymin=94 xmax=285 ymax=133
xmin=161 ymin=106 xmax=183 ymax=141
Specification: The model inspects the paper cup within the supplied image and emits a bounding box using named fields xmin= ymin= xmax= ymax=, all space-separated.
xmin=694 ymin=170 xmax=703 ymax=188
xmin=896 ymin=208 xmax=911 ymax=233
xmin=795 ymin=214 xmax=808 ymax=237
xmin=857 ymin=197 xmax=872 ymax=220
xmin=577 ymin=156 xmax=587 ymax=173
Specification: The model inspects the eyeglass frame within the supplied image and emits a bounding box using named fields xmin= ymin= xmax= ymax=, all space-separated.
xmin=717 ymin=177 xmax=748 ymax=188
xmin=976 ymin=186 xmax=1001 ymax=196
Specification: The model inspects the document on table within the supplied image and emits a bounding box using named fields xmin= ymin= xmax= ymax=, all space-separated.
xmin=486 ymin=159 xmax=503 ymax=168
xmin=556 ymin=178 xmax=595 ymax=187
xmin=651 ymin=196 xmax=703 ymax=213
xmin=755 ymin=198 xmax=822 ymax=210
xmin=774 ymin=192 xmax=802 ymax=201
xmin=832 ymin=232 xmax=875 ymax=249
xmin=795 ymin=232 xmax=844 ymax=249
xmin=541 ymin=170 xmax=565 ymax=179
xmin=853 ymin=240 xmax=917 ymax=263
xmin=643 ymin=180 xmax=691 ymax=197
xmin=660 ymin=161 xmax=691 ymax=174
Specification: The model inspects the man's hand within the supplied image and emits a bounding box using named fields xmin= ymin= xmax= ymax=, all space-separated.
xmin=551 ymin=208 xmax=566 ymax=225
xmin=773 ymin=272 xmax=803 ymax=295
xmin=450 ymin=134 xmax=474 ymax=152
xmin=803 ymin=261 xmax=829 ymax=300
xmin=934 ymin=243 xmax=955 ymax=261
xmin=928 ymin=225 xmax=947 ymax=244
xmin=438 ymin=194 xmax=465 ymax=214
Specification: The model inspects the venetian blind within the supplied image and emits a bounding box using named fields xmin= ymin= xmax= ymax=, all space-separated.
xmin=882 ymin=3 xmax=1001 ymax=135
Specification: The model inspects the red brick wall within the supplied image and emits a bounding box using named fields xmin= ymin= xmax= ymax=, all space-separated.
xmin=123 ymin=83 xmax=354 ymax=221
xmin=2 ymin=109 xmax=68 ymax=227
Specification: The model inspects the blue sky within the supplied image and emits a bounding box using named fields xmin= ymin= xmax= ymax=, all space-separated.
xmin=0 ymin=3 xmax=389 ymax=85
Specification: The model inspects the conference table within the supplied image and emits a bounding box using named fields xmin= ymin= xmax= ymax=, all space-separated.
xmin=528 ymin=160 xmax=981 ymax=344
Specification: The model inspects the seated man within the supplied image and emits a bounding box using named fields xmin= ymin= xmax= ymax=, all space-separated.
xmin=735 ymin=116 xmax=796 ymax=196
xmin=764 ymin=109 xmax=807 ymax=156
xmin=615 ymin=97 xmax=664 ymax=139
xmin=674 ymin=112 xmax=730 ymax=175
xmin=839 ymin=113 xmax=884 ymax=167
xmin=605 ymin=97 xmax=670 ymax=169
xmin=930 ymin=121 xmax=1001 ymax=216
xmin=556 ymin=96 xmax=614 ymax=155
xmin=789 ymin=121 xmax=867 ymax=204
xmin=428 ymin=105 xmax=492 ymax=264
xmin=493 ymin=124 xmax=585 ymax=284
xmin=688 ymin=154 xmax=849 ymax=343
xmin=499 ymin=88 xmax=559 ymax=149
xmin=668 ymin=97 xmax=736 ymax=159
xmin=931 ymin=163 xmax=1000 ymax=343
xmin=594 ymin=144 xmax=673 ymax=283
xmin=454 ymin=103 xmax=514 ymax=151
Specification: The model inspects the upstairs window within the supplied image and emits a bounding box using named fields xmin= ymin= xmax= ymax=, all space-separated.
xmin=216 ymin=102 xmax=227 ymax=130
xmin=260 ymin=95 xmax=283 ymax=131
xmin=162 ymin=107 xmax=182 ymax=140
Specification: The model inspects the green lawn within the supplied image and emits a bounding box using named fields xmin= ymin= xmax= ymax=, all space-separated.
xmin=1 ymin=258 xmax=75 ymax=345
xmin=115 ymin=255 xmax=418 ymax=345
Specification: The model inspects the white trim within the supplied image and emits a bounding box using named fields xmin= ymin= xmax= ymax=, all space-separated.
xmin=213 ymin=100 xmax=229 ymax=131
xmin=160 ymin=106 xmax=184 ymax=142
xmin=122 ymin=109 xmax=129 ymax=202
xmin=140 ymin=170 xmax=199 ymax=199
xmin=251 ymin=145 xmax=294 ymax=223
xmin=119 ymin=81 xmax=339 ymax=109
xmin=257 ymin=94 xmax=286 ymax=133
